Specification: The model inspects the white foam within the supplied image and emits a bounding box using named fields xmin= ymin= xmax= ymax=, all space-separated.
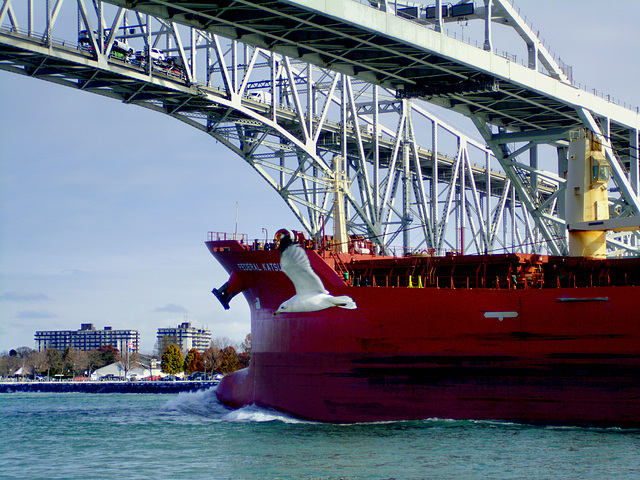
xmin=161 ymin=386 xmax=311 ymax=424
xmin=161 ymin=386 xmax=226 ymax=418
xmin=223 ymin=405 xmax=311 ymax=424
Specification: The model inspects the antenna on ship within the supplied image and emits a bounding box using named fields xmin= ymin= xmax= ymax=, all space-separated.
xmin=332 ymin=155 xmax=349 ymax=253
xmin=235 ymin=201 xmax=239 ymax=241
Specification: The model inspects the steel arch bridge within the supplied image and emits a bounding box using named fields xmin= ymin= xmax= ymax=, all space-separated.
xmin=1 ymin=0 xmax=638 ymax=256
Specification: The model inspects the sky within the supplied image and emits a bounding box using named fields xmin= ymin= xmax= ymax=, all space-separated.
xmin=1 ymin=0 xmax=639 ymax=354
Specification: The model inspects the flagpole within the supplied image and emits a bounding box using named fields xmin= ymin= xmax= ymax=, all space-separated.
xmin=235 ymin=202 xmax=239 ymax=240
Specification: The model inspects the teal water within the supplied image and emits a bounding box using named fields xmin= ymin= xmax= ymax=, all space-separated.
xmin=1 ymin=388 xmax=639 ymax=479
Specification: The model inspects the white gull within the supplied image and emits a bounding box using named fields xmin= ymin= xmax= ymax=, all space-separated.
xmin=274 ymin=231 xmax=357 ymax=315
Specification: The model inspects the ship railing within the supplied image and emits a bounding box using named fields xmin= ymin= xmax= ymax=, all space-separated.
xmin=207 ymin=231 xmax=249 ymax=244
xmin=354 ymin=273 xmax=545 ymax=290
xmin=246 ymin=238 xmax=278 ymax=251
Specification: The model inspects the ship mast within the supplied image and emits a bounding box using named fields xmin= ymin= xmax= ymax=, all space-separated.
xmin=332 ymin=155 xmax=349 ymax=253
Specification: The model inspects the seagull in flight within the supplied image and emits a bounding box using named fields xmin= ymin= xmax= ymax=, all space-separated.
xmin=274 ymin=229 xmax=357 ymax=315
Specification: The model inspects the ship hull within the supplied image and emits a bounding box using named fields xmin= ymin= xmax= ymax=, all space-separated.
xmin=208 ymin=240 xmax=640 ymax=426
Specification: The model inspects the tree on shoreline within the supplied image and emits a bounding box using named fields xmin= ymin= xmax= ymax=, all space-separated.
xmin=161 ymin=344 xmax=183 ymax=374
xmin=46 ymin=349 xmax=64 ymax=376
xmin=27 ymin=350 xmax=48 ymax=378
xmin=201 ymin=346 xmax=221 ymax=377
xmin=63 ymin=347 xmax=89 ymax=377
xmin=183 ymin=348 xmax=203 ymax=375
xmin=219 ymin=346 xmax=239 ymax=373
xmin=240 ymin=334 xmax=251 ymax=356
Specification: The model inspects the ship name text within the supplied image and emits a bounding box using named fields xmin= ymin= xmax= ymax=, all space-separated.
xmin=237 ymin=262 xmax=281 ymax=272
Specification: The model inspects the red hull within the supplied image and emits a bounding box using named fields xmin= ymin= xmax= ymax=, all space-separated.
xmin=207 ymin=236 xmax=640 ymax=427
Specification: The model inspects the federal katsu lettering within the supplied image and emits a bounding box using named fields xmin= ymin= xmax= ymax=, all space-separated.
xmin=237 ymin=262 xmax=262 ymax=271
xmin=261 ymin=263 xmax=281 ymax=271
xmin=236 ymin=262 xmax=280 ymax=271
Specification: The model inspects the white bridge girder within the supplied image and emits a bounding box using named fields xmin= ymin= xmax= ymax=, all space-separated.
xmin=1 ymin=0 xmax=638 ymax=256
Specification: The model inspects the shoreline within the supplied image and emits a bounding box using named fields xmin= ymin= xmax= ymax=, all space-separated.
xmin=0 ymin=380 xmax=218 ymax=394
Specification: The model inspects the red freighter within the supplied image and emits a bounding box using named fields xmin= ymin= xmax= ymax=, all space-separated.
xmin=208 ymin=130 xmax=639 ymax=427
xmin=206 ymin=230 xmax=640 ymax=427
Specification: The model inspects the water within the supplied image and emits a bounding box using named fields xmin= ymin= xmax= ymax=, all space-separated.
xmin=1 ymin=388 xmax=639 ymax=479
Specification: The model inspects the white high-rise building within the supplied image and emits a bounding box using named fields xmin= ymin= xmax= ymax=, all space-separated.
xmin=157 ymin=322 xmax=211 ymax=355
xmin=35 ymin=323 xmax=139 ymax=353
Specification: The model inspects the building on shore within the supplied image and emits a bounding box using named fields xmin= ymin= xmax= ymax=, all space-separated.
xmin=35 ymin=323 xmax=139 ymax=353
xmin=157 ymin=322 xmax=211 ymax=355
xmin=90 ymin=356 xmax=161 ymax=380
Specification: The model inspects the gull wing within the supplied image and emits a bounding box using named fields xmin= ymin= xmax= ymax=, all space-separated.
xmin=280 ymin=244 xmax=328 ymax=295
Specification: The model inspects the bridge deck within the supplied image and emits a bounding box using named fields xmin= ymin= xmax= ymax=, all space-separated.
xmin=107 ymin=0 xmax=639 ymax=155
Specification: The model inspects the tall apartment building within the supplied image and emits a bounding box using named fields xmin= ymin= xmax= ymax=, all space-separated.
xmin=35 ymin=323 xmax=140 ymax=353
xmin=157 ymin=322 xmax=211 ymax=355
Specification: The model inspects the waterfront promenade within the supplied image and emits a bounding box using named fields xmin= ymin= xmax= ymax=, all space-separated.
xmin=0 ymin=380 xmax=217 ymax=394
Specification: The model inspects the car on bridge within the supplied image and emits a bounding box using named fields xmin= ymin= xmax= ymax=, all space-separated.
xmin=134 ymin=47 xmax=166 ymax=64
xmin=248 ymin=91 xmax=272 ymax=103
xmin=78 ymin=30 xmax=134 ymax=58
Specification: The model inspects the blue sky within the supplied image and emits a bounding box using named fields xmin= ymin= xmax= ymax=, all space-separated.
xmin=0 ymin=74 xmax=299 ymax=354
xmin=1 ymin=0 xmax=639 ymax=354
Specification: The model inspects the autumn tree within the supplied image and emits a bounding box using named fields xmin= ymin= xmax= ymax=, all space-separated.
xmin=201 ymin=346 xmax=221 ymax=377
xmin=218 ymin=346 xmax=239 ymax=373
xmin=98 ymin=345 xmax=119 ymax=366
xmin=183 ymin=348 xmax=204 ymax=375
xmin=161 ymin=344 xmax=184 ymax=374
xmin=238 ymin=352 xmax=250 ymax=369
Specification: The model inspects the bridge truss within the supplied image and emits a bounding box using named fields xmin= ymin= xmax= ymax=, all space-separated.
xmin=0 ymin=0 xmax=638 ymax=256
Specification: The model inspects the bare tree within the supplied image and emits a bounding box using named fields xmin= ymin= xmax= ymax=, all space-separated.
xmin=27 ymin=350 xmax=48 ymax=378
xmin=240 ymin=334 xmax=251 ymax=355
xmin=63 ymin=347 xmax=89 ymax=378
xmin=46 ymin=348 xmax=64 ymax=377
xmin=15 ymin=346 xmax=34 ymax=358
xmin=0 ymin=352 xmax=21 ymax=377
xmin=118 ymin=349 xmax=140 ymax=378
xmin=210 ymin=337 xmax=235 ymax=350
xmin=201 ymin=345 xmax=221 ymax=377
xmin=13 ymin=347 xmax=35 ymax=379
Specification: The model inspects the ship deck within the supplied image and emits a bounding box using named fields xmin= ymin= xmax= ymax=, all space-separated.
xmin=207 ymin=231 xmax=640 ymax=291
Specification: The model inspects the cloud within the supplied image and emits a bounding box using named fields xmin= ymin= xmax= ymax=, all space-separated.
xmin=16 ymin=310 xmax=58 ymax=319
xmin=1 ymin=292 xmax=51 ymax=302
xmin=153 ymin=304 xmax=188 ymax=313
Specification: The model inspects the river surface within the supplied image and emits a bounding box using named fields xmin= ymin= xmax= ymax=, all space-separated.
xmin=1 ymin=388 xmax=639 ymax=479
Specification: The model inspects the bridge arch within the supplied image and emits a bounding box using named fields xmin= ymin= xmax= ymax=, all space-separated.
xmin=1 ymin=0 xmax=638 ymax=256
